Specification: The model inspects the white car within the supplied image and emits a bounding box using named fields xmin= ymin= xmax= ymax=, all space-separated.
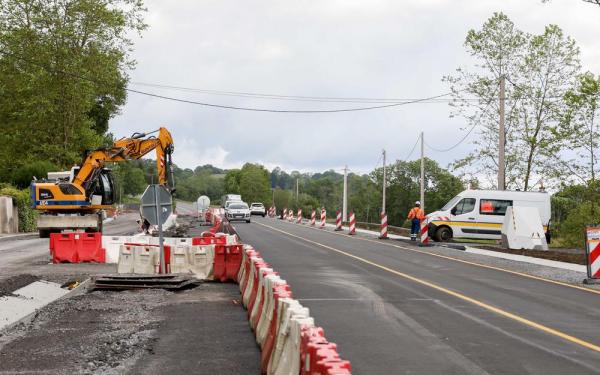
xmin=250 ymin=203 xmax=266 ymax=217
xmin=226 ymin=202 xmax=251 ymax=223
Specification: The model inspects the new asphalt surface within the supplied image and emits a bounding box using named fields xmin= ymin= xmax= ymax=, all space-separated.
xmin=234 ymin=216 xmax=600 ymax=375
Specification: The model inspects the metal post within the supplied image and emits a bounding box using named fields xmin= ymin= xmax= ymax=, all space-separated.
xmin=382 ymin=150 xmax=386 ymax=214
xmin=296 ymin=178 xmax=299 ymax=201
xmin=498 ymin=75 xmax=506 ymax=190
xmin=153 ymin=185 xmax=165 ymax=274
xmin=420 ymin=132 xmax=425 ymax=212
xmin=342 ymin=165 xmax=348 ymax=222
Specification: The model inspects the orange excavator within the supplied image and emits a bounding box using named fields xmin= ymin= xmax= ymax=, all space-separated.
xmin=30 ymin=127 xmax=175 ymax=237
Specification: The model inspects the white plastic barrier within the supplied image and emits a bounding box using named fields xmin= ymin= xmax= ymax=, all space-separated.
xmin=256 ymin=275 xmax=287 ymax=347
xmin=501 ymin=206 xmax=549 ymax=250
xmin=170 ymin=245 xmax=191 ymax=274
xmin=242 ymin=256 xmax=261 ymax=307
xmin=133 ymin=245 xmax=158 ymax=274
xmin=189 ymin=245 xmax=215 ymax=280
xmin=103 ymin=236 xmax=134 ymax=264
xmin=117 ymin=244 xmax=135 ymax=273
xmin=148 ymin=237 xmax=194 ymax=247
xmin=274 ymin=315 xmax=314 ymax=375
xmin=250 ymin=266 xmax=273 ymax=329
xmin=268 ymin=299 xmax=309 ymax=375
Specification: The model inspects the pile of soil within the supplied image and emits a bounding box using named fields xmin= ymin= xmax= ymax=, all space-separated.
xmin=475 ymin=246 xmax=587 ymax=265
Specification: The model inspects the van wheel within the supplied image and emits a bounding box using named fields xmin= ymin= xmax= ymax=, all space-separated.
xmin=434 ymin=227 xmax=452 ymax=242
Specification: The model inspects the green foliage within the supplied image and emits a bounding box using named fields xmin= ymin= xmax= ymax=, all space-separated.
xmin=0 ymin=0 xmax=147 ymax=182
xmin=558 ymin=202 xmax=600 ymax=248
xmin=239 ymin=163 xmax=271 ymax=204
xmin=12 ymin=161 xmax=59 ymax=188
xmin=445 ymin=12 xmax=581 ymax=190
xmin=0 ymin=186 xmax=37 ymax=232
xmin=111 ymin=162 xmax=147 ymax=198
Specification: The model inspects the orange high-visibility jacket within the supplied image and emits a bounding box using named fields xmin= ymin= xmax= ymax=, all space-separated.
xmin=407 ymin=207 xmax=425 ymax=220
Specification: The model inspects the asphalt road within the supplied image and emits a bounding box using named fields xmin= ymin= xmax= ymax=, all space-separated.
xmin=234 ymin=216 xmax=600 ymax=375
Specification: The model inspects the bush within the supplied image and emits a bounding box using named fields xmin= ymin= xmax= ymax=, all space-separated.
xmin=557 ymin=202 xmax=600 ymax=248
xmin=0 ymin=186 xmax=37 ymax=232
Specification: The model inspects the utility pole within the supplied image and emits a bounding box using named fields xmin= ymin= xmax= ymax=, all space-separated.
xmin=296 ymin=178 xmax=299 ymax=201
xmin=342 ymin=165 xmax=348 ymax=222
xmin=420 ymin=132 xmax=425 ymax=211
xmin=498 ymin=75 xmax=506 ymax=190
xmin=382 ymin=149 xmax=386 ymax=214
xmin=272 ymin=188 xmax=275 ymax=207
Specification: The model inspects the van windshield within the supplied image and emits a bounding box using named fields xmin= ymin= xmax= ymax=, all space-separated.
xmin=441 ymin=196 xmax=461 ymax=211
xmin=229 ymin=203 xmax=248 ymax=210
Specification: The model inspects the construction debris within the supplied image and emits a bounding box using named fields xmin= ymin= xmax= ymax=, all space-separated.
xmin=90 ymin=274 xmax=200 ymax=291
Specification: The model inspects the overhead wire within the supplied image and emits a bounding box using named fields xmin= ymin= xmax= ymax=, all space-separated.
xmin=0 ymin=49 xmax=464 ymax=113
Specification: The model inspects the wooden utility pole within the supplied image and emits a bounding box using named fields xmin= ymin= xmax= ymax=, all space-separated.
xmin=382 ymin=150 xmax=386 ymax=214
xmin=420 ymin=132 xmax=425 ymax=211
xmin=498 ymin=75 xmax=506 ymax=190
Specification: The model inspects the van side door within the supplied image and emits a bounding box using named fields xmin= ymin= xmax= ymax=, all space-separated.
xmin=450 ymin=198 xmax=477 ymax=237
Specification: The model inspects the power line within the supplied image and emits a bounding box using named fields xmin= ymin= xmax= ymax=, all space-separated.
xmin=126 ymin=89 xmax=456 ymax=113
xmin=424 ymin=123 xmax=477 ymax=152
xmin=403 ymin=134 xmax=421 ymax=161
xmin=130 ymin=81 xmax=482 ymax=104
xmin=0 ymin=49 xmax=464 ymax=113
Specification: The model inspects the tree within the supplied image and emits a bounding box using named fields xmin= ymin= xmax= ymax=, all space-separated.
xmin=0 ymin=0 xmax=147 ymax=183
xmin=239 ymin=163 xmax=271 ymax=204
xmin=445 ymin=13 xmax=581 ymax=190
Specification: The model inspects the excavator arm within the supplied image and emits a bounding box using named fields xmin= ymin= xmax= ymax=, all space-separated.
xmin=73 ymin=127 xmax=175 ymax=196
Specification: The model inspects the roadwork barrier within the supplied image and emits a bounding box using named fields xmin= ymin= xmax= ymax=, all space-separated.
xmin=379 ymin=212 xmax=388 ymax=239
xmin=237 ymin=245 xmax=352 ymax=374
xmin=335 ymin=210 xmax=342 ymax=231
xmin=50 ymin=232 xmax=105 ymax=263
xmin=320 ymin=209 xmax=326 ymax=229
xmin=348 ymin=211 xmax=356 ymax=235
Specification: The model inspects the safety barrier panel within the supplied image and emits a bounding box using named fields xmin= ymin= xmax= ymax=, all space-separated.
xmin=320 ymin=209 xmax=326 ymax=229
xmin=297 ymin=209 xmax=302 ymax=224
xmin=335 ymin=210 xmax=342 ymax=231
xmin=50 ymin=232 xmax=105 ymax=263
xmin=420 ymin=221 xmax=429 ymax=245
xmin=288 ymin=209 xmax=294 ymax=223
xmin=348 ymin=211 xmax=356 ymax=235
xmin=236 ymin=246 xmax=352 ymax=375
xmin=379 ymin=212 xmax=388 ymax=239
xmin=310 ymin=210 xmax=316 ymax=227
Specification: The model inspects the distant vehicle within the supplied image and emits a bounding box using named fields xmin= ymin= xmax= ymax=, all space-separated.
xmin=221 ymin=194 xmax=242 ymax=207
xmin=225 ymin=202 xmax=251 ymax=223
xmin=427 ymin=189 xmax=551 ymax=243
xmin=250 ymin=203 xmax=266 ymax=217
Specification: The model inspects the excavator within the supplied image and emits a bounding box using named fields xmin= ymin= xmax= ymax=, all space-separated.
xmin=30 ymin=127 xmax=175 ymax=237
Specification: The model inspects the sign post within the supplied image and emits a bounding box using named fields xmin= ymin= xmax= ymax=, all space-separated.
xmin=584 ymin=226 xmax=600 ymax=284
xmin=141 ymin=185 xmax=172 ymax=274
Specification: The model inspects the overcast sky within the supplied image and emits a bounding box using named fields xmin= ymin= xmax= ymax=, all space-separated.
xmin=110 ymin=0 xmax=600 ymax=174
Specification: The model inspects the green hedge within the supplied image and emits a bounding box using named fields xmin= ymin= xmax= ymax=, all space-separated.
xmin=0 ymin=185 xmax=37 ymax=232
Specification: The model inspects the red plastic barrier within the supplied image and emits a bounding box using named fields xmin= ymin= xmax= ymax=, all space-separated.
xmin=50 ymin=233 xmax=78 ymax=263
xmin=225 ymin=244 xmax=244 ymax=281
xmin=77 ymin=232 xmax=105 ymax=263
xmin=240 ymin=251 xmax=260 ymax=295
xmin=192 ymin=235 xmax=227 ymax=245
xmin=260 ymin=286 xmax=292 ymax=374
xmin=214 ymin=245 xmax=227 ymax=282
xmin=247 ymin=260 xmax=268 ymax=314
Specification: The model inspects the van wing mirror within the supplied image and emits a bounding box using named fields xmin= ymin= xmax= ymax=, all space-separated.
xmin=450 ymin=207 xmax=457 ymax=216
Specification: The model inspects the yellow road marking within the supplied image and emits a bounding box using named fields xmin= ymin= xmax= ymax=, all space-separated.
xmin=256 ymin=221 xmax=600 ymax=354
xmin=282 ymin=219 xmax=600 ymax=296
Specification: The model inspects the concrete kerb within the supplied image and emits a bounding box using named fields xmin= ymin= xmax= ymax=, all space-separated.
xmin=0 ymin=278 xmax=91 ymax=334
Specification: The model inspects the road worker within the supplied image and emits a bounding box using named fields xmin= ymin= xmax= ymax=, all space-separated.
xmin=407 ymin=201 xmax=425 ymax=241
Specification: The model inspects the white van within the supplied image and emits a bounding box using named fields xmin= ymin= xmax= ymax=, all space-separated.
xmin=221 ymin=194 xmax=242 ymax=208
xmin=427 ymin=190 xmax=551 ymax=242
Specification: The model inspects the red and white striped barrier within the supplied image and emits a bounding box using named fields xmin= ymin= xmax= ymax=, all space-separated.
xmin=335 ymin=210 xmax=342 ymax=231
xmin=348 ymin=211 xmax=356 ymax=235
xmin=320 ymin=209 xmax=326 ymax=229
xmin=288 ymin=209 xmax=294 ymax=222
xmin=297 ymin=209 xmax=302 ymax=224
xmin=310 ymin=210 xmax=316 ymax=226
xmin=282 ymin=208 xmax=288 ymax=221
xmin=420 ymin=220 xmax=429 ymax=245
xmin=585 ymin=227 xmax=600 ymax=284
xmin=379 ymin=212 xmax=388 ymax=239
